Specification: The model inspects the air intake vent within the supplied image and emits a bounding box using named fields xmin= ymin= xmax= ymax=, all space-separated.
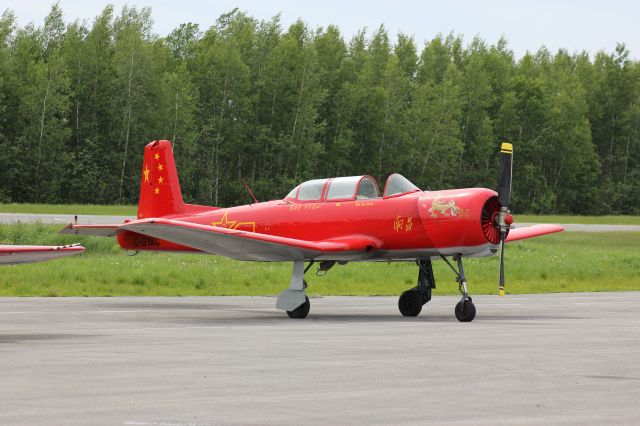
xmin=481 ymin=196 xmax=501 ymax=244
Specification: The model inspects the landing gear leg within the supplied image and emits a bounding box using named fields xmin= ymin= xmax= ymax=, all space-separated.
xmin=276 ymin=260 xmax=313 ymax=319
xmin=442 ymin=255 xmax=476 ymax=322
xmin=398 ymin=259 xmax=435 ymax=317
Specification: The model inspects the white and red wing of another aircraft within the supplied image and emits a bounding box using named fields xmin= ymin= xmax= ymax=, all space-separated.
xmin=0 ymin=244 xmax=85 ymax=265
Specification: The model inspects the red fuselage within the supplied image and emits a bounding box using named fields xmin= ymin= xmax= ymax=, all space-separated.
xmin=118 ymin=188 xmax=501 ymax=260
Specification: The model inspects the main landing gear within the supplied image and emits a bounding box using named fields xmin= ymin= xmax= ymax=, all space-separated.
xmin=286 ymin=295 xmax=310 ymax=319
xmin=278 ymin=257 xmax=477 ymax=322
xmin=276 ymin=260 xmax=341 ymax=319
xmin=398 ymin=259 xmax=434 ymax=317
xmin=397 ymin=255 xmax=476 ymax=322
xmin=276 ymin=260 xmax=316 ymax=319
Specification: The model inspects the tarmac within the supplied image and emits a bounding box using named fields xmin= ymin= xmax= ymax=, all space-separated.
xmin=1 ymin=293 xmax=639 ymax=425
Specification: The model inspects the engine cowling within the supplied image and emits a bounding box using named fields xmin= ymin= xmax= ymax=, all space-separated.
xmin=418 ymin=188 xmax=501 ymax=256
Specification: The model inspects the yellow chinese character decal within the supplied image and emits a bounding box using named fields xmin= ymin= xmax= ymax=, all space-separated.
xmin=405 ymin=216 xmax=413 ymax=232
xmin=393 ymin=215 xmax=414 ymax=232
xmin=393 ymin=215 xmax=404 ymax=232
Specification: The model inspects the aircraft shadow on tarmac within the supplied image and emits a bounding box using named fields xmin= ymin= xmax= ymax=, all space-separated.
xmin=95 ymin=302 xmax=236 ymax=311
xmin=94 ymin=302 xmax=583 ymax=324
xmin=96 ymin=302 xmax=457 ymax=324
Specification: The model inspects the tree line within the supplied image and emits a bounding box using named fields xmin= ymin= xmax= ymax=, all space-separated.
xmin=0 ymin=5 xmax=638 ymax=214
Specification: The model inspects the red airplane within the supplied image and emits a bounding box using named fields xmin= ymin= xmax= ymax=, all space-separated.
xmin=61 ymin=140 xmax=563 ymax=321
xmin=0 ymin=244 xmax=85 ymax=265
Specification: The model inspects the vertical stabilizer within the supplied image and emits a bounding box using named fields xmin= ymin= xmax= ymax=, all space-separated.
xmin=137 ymin=140 xmax=186 ymax=218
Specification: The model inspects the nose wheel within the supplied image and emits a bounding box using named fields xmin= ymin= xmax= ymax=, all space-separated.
xmin=455 ymin=298 xmax=476 ymax=322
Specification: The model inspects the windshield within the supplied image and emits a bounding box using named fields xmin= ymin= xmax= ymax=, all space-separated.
xmin=383 ymin=174 xmax=420 ymax=197
xmin=356 ymin=176 xmax=380 ymax=199
xmin=285 ymin=185 xmax=299 ymax=199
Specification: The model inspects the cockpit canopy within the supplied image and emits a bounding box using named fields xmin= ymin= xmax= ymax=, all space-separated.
xmin=285 ymin=174 xmax=421 ymax=202
xmin=383 ymin=173 xmax=421 ymax=197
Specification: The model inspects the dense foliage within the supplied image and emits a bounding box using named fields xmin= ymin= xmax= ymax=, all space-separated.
xmin=0 ymin=5 xmax=638 ymax=213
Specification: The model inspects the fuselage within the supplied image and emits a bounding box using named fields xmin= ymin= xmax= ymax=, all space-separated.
xmin=118 ymin=187 xmax=502 ymax=261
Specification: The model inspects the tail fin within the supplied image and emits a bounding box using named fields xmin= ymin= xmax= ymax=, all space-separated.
xmin=138 ymin=140 xmax=186 ymax=219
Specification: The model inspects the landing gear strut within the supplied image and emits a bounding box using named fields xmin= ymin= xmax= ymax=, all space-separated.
xmin=398 ymin=259 xmax=435 ymax=317
xmin=442 ymin=255 xmax=476 ymax=322
xmin=277 ymin=260 xmax=314 ymax=319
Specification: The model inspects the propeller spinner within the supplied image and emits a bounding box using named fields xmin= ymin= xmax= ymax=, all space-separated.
xmin=497 ymin=142 xmax=513 ymax=296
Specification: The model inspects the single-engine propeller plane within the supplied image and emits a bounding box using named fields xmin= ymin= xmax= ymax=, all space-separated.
xmin=61 ymin=140 xmax=563 ymax=321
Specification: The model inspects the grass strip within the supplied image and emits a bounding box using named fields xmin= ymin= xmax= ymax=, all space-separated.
xmin=0 ymin=203 xmax=136 ymax=216
xmin=0 ymin=224 xmax=638 ymax=296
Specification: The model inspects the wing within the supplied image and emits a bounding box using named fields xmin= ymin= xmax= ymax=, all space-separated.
xmin=506 ymin=224 xmax=564 ymax=242
xmin=119 ymin=218 xmax=380 ymax=261
xmin=0 ymin=244 xmax=85 ymax=265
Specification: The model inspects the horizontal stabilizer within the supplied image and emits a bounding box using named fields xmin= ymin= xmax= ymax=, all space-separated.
xmin=506 ymin=224 xmax=564 ymax=242
xmin=59 ymin=223 xmax=120 ymax=237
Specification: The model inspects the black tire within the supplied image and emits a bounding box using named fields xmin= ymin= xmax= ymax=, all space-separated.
xmin=286 ymin=296 xmax=310 ymax=319
xmin=455 ymin=300 xmax=476 ymax=322
xmin=398 ymin=290 xmax=422 ymax=317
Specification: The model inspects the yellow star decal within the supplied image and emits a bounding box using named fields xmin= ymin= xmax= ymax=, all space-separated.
xmin=158 ymin=164 xmax=164 ymax=171
xmin=154 ymin=187 xmax=160 ymax=195
xmin=143 ymin=165 xmax=150 ymax=182
xmin=154 ymin=153 xmax=160 ymax=161
xmin=158 ymin=176 xmax=164 ymax=184
xmin=211 ymin=212 xmax=236 ymax=229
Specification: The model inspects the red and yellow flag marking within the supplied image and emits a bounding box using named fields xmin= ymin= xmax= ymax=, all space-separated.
xmin=211 ymin=212 xmax=256 ymax=232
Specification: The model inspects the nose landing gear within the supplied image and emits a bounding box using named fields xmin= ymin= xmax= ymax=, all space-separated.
xmin=442 ymin=255 xmax=476 ymax=322
xmin=397 ymin=256 xmax=476 ymax=322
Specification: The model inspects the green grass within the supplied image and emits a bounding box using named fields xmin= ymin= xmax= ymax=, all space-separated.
xmin=0 ymin=203 xmax=136 ymax=216
xmin=0 ymin=223 xmax=639 ymax=296
xmin=516 ymin=215 xmax=640 ymax=225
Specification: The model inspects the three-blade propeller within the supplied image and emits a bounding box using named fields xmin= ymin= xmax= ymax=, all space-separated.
xmin=497 ymin=143 xmax=513 ymax=296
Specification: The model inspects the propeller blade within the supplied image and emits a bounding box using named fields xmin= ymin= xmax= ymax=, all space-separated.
xmin=497 ymin=142 xmax=513 ymax=296
xmin=498 ymin=142 xmax=513 ymax=208
xmin=498 ymin=236 xmax=506 ymax=297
